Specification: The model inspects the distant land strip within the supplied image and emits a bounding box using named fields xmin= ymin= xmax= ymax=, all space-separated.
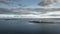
xmin=0 ymin=14 xmax=60 ymax=18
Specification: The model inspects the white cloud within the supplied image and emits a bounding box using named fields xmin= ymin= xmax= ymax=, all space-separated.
xmin=43 ymin=11 xmax=60 ymax=16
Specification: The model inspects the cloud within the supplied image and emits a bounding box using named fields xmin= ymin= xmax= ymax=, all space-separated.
xmin=0 ymin=7 xmax=60 ymax=16
xmin=38 ymin=0 xmax=54 ymax=7
xmin=38 ymin=0 xmax=60 ymax=7
xmin=0 ymin=0 xmax=14 ymax=5
xmin=42 ymin=11 xmax=60 ymax=16
xmin=0 ymin=0 xmax=25 ymax=8
xmin=0 ymin=8 xmax=20 ymax=14
xmin=0 ymin=8 xmax=14 ymax=14
xmin=4 ymin=8 xmax=42 ymax=15
xmin=0 ymin=8 xmax=39 ymax=14
xmin=54 ymin=0 xmax=60 ymax=3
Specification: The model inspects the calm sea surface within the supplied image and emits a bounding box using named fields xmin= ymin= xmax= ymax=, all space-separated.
xmin=0 ymin=18 xmax=60 ymax=34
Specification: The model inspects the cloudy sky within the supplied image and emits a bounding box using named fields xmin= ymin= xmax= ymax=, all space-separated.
xmin=0 ymin=0 xmax=60 ymax=8
xmin=0 ymin=0 xmax=60 ymax=16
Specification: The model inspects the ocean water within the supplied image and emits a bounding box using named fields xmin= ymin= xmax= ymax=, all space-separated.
xmin=0 ymin=18 xmax=60 ymax=34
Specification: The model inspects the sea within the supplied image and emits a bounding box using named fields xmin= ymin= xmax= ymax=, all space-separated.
xmin=0 ymin=18 xmax=60 ymax=34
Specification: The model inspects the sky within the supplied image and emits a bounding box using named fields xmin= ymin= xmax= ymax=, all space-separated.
xmin=0 ymin=0 xmax=60 ymax=16
xmin=0 ymin=0 xmax=60 ymax=8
